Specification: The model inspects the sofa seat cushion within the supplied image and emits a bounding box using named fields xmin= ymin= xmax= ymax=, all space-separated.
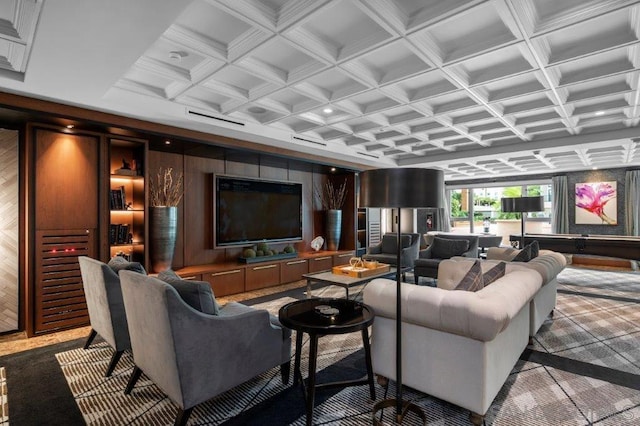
xmin=431 ymin=237 xmax=470 ymax=259
xmin=364 ymin=253 xmax=402 ymax=265
xmin=158 ymin=269 xmax=219 ymax=315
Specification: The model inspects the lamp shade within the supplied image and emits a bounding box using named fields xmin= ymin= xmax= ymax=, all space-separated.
xmin=359 ymin=168 xmax=444 ymax=208
xmin=501 ymin=196 xmax=544 ymax=213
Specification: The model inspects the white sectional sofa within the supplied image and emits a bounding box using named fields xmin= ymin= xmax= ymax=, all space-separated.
xmin=363 ymin=265 xmax=543 ymax=424
xmin=483 ymin=248 xmax=567 ymax=336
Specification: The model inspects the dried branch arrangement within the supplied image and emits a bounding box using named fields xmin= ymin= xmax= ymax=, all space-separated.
xmin=149 ymin=167 xmax=184 ymax=207
xmin=316 ymin=179 xmax=347 ymax=210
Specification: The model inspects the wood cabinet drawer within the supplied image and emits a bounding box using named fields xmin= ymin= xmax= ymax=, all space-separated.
xmin=280 ymin=259 xmax=308 ymax=283
xmin=333 ymin=251 xmax=355 ymax=266
xmin=176 ymin=273 xmax=202 ymax=281
xmin=202 ymin=269 xmax=245 ymax=296
xmin=246 ymin=263 xmax=281 ymax=291
xmin=308 ymin=256 xmax=333 ymax=273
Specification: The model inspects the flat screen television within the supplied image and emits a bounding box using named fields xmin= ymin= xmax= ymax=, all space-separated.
xmin=214 ymin=175 xmax=303 ymax=247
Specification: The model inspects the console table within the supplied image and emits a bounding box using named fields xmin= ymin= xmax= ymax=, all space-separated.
xmin=510 ymin=234 xmax=640 ymax=260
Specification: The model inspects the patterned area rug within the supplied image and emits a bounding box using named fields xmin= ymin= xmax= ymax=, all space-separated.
xmin=52 ymin=267 xmax=640 ymax=425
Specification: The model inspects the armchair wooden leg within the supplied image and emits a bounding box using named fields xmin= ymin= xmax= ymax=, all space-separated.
xmin=83 ymin=329 xmax=97 ymax=349
xmin=549 ymin=309 xmax=555 ymax=318
xmin=174 ymin=407 xmax=194 ymax=426
xmin=414 ymin=274 xmax=419 ymax=284
xmin=376 ymin=374 xmax=389 ymax=388
xmin=105 ymin=350 xmax=124 ymax=377
xmin=281 ymin=360 xmax=291 ymax=385
xmin=124 ymin=366 xmax=143 ymax=395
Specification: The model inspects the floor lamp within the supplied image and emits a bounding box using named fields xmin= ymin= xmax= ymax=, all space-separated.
xmin=359 ymin=168 xmax=444 ymax=425
xmin=500 ymin=196 xmax=544 ymax=249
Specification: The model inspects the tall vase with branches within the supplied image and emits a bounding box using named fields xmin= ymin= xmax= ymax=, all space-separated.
xmin=148 ymin=167 xmax=184 ymax=272
xmin=316 ymin=179 xmax=347 ymax=251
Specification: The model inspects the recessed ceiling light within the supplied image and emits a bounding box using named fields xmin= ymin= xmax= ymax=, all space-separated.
xmin=323 ymin=107 xmax=333 ymax=114
xmin=169 ymin=51 xmax=186 ymax=61
xmin=66 ymin=124 xmax=74 ymax=129
xmin=330 ymin=167 xmax=336 ymax=172
xmin=595 ymin=111 xmax=605 ymax=116
xmin=248 ymin=106 xmax=267 ymax=114
xmin=592 ymin=166 xmax=598 ymax=170
xmin=165 ymin=140 xmax=171 ymax=145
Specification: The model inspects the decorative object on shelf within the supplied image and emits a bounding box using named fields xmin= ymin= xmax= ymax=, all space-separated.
xmin=238 ymin=242 xmax=298 ymax=263
xmin=149 ymin=167 xmax=184 ymax=273
xmin=310 ymin=236 xmax=324 ymax=251
xmin=500 ymin=196 xmax=544 ymax=249
xmin=316 ymin=179 xmax=347 ymax=251
xmin=360 ymin=167 xmax=443 ymax=425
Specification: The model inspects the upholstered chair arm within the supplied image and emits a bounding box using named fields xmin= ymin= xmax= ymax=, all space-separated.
xmin=418 ymin=246 xmax=433 ymax=259
xmin=367 ymin=243 xmax=383 ymax=255
xmin=460 ymin=247 xmax=478 ymax=258
xmin=167 ymin=292 xmax=289 ymax=409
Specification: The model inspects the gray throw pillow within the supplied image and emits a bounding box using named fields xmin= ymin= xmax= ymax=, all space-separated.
xmin=512 ymin=241 xmax=537 ymax=262
xmin=454 ymin=260 xmax=484 ymax=292
xmin=431 ymin=237 xmax=470 ymax=259
xmin=158 ymin=269 xmax=220 ymax=315
xmin=482 ymin=262 xmax=506 ymax=286
xmin=107 ymin=256 xmax=147 ymax=275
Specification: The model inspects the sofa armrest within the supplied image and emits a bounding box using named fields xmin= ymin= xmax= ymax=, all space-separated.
xmin=418 ymin=247 xmax=433 ymax=259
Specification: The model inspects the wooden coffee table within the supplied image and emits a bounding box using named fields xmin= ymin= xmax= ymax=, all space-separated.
xmin=303 ymin=267 xmax=396 ymax=299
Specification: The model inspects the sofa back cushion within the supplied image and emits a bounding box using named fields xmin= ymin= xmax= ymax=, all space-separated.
xmin=431 ymin=237 xmax=470 ymax=259
xmin=157 ymin=269 xmax=219 ymax=315
xmin=381 ymin=234 xmax=411 ymax=254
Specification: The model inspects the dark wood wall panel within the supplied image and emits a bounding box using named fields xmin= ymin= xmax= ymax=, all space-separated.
xmin=35 ymin=129 xmax=99 ymax=230
xmin=149 ymin=149 xmax=350 ymax=269
xmin=181 ymin=155 xmax=224 ymax=266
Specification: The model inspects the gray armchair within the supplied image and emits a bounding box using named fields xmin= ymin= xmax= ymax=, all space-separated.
xmin=119 ymin=271 xmax=291 ymax=426
xmin=414 ymin=235 xmax=479 ymax=283
xmin=78 ymin=256 xmax=131 ymax=377
xmin=362 ymin=233 xmax=421 ymax=268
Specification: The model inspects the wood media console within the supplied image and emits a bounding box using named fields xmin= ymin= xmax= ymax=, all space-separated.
xmin=174 ymin=250 xmax=355 ymax=297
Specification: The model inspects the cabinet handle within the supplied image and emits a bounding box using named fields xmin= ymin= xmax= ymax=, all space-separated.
xmin=253 ymin=264 xmax=277 ymax=270
xmin=314 ymin=256 xmax=332 ymax=261
xmin=210 ymin=269 xmax=241 ymax=277
xmin=337 ymin=253 xmax=354 ymax=257
xmin=286 ymin=260 xmax=307 ymax=265
xmin=181 ymin=276 xmax=197 ymax=280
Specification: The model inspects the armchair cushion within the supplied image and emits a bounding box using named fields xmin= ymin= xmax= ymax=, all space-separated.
xmin=108 ymin=256 xmax=146 ymax=275
xmin=431 ymin=237 xmax=470 ymax=259
xmin=381 ymin=234 xmax=411 ymax=254
xmin=158 ymin=269 xmax=219 ymax=315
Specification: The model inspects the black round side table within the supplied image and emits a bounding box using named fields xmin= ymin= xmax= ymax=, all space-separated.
xmin=279 ymin=298 xmax=376 ymax=426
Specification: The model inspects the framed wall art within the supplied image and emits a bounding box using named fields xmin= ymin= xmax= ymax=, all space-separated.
xmin=575 ymin=181 xmax=617 ymax=225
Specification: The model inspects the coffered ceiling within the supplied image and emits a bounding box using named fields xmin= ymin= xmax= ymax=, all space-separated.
xmin=2 ymin=0 xmax=640 ymax=181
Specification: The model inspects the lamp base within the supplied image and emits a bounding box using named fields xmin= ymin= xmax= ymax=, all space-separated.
xmin=372 ymin=398 xmax=426 ymax=425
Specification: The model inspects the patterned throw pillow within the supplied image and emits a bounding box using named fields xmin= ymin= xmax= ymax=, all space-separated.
xmin=512 ymin=241 xmax=539 ymax=262
xmin=158 ymin=269 xmax=220 ymax=315
xmin=454 ymin=260 xmax=484 ymax=292
xmin=107 ymin=256 xmax=147 ymax=275
xmin=482 ymin=262 xmax=506 ymax=287
xmin=431 ymin=237 xmax=470 ymax=259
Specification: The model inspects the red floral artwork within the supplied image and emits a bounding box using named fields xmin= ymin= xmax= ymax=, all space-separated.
xmin=575 ymin=182 xmax=616 ymax=225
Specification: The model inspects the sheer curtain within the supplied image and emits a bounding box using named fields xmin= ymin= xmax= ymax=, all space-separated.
xmin=625 ymin=170 xmax=640 ymax=236
xmin=551 ymin=175 xmax=569 ymax=234
xmin=441 ymin=188 xmax=451 ymax=232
